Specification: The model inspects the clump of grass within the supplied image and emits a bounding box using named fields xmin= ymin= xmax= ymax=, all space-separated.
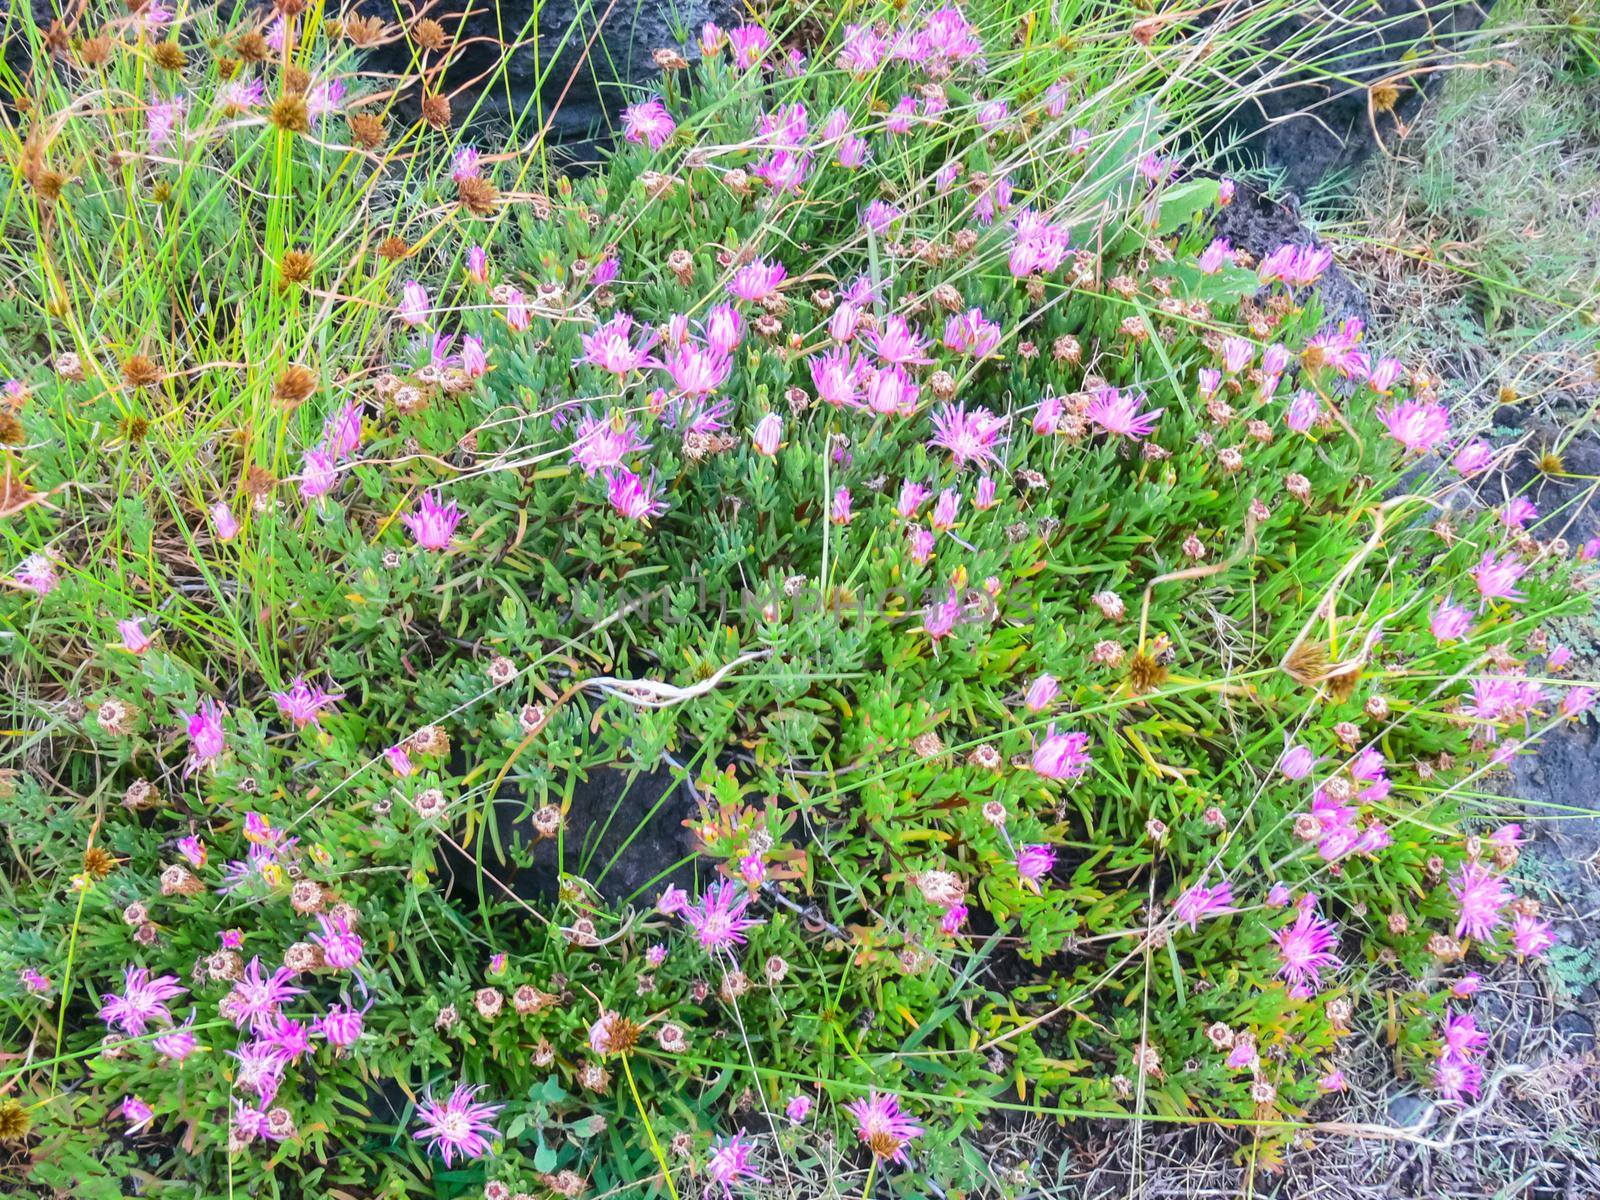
xmin=0 ymin=2 xmax=1594 ymax=1198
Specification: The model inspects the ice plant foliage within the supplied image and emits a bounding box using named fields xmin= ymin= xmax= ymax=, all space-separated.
xmin=0 ymin=2 xmax=1591 ymax=1195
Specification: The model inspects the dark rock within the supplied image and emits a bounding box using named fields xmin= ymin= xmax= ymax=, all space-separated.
xmin=1211 ymin=184 xmax=1369 ymax=325
xmin=1384 ymin=1090 xmax=1432 ymax=1127
xmin=351 ymin=0 xmax=736 ymax=155
xmin=1210 ymin=0 xmax=1490 ymax=196
xmin=442 ymin=762 xmax=701 ymax=907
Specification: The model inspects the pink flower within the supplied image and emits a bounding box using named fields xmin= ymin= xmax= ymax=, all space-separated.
xmin=1015 ymin=843 xmax=1056 ymax=882
xmin=845 ymin=1091 xmax=923 ymax=1163
xmin=1449 ymin=863 xmax=1509 ymax=942
xmin=466 ymin=245 xmax=490 ymax=284
xmin=1278 ymin=740 xmax=1318 ymax=780
xmin=1450 ymin=973 xmax=1482 ymax=998
xmin=152 ymin=1017 xmax=199 ymax=1063
xmin=504 ymin=288 xmax=530 ymax=331
xmin=621 ymin=96 xmax=676 ymax=150
xmin=1430 ymin=596 xmax=1473 ymax=642
xmin=271 ymin=677 xmax=342 ymax=729
xmin=929 ymin=488 xmax=959 ymax=531
xmin=896 ymin=481 xmax=930 ymax=518
xmin=401 ymin=490 xmax=463 ymax=551
xmin=315 ymin=1003 xmax=365 ymax=1050
xmin=1376 ymin=399 xmax=1451 ymax=454
xmin=321 ymin=401 xmax=362 ymax=459
xmin=1318 ymin=1069 xmax=1347 ymax=1093
xmin=751 ymin=413 xmax=783 ymax=457
xmin=577 ymin=313 xmax=659 ymax=376
xmin=1086 ymin=387 xmax=1163 ymax=439
xmin=1286 ymin=390 xmax=1321 ymax=433
xmin=1510 ymin=912 xmax=1554 ymax=958
xmin=413 ymin=1084 xmax=502 ymax=1167
xmin=1367 ymin=357 xmax=1404 ymax=393
xmin=1500 ymin=496 xmax=1538 ymax=530
xmin=398 ymin=281 xmax=430 ymax=327
xmin=1432 ymin=1052 xmax=1482 ymax=1104
xmin=943 ymin=308 xmax=1002 ymax=358
xmin=662 ymin=341 xmax=731 ymax=397
xmin=868 ymin=315 xmax=932 ymax=366
xmin=810 ymin=346 xmax=864 ymax=408
xmin=1440 ymin=1010 xmax=1487 ymax=1058
xmin=682 ymin=880 xmax=764 ymax=951
xmin=707 ymin=1131 xmax=767 ymax=1194
xmin=1032 ymin=725 xmax=1092 ymax=779
xmin=922 ymin=586 xmax=961 ymax=640
xmin=727 ymin=23 xmax=770 ymax=70
xmin=860 ymin=200 xmax=901 ymax=235
xmin=1271 ymin=908 xmax=1342 ymax=996
xmin=863 ymin=363 xmax=920 ymax=415
xmin=121 ymin=1094 xmax=156 ymax=1133
xmin=298 ymin=448 xmax=339 ymax=500
xmin=1453 ymin=440 xmax=1495 ymax=476
xmin=12 ymin=552 xmax=58 ymax=595
xmin=928 ymin=402 xmax=1006 ymax=469
xmin=1196 ymin=238 xmax=1231 ymax=274
xmin=785 ymin=1094 xmax=812 ymax=1123
xmin=118 ymin=618 xmax=156 ymax=654
xmin=1562 ymin=686 xmax=1595 ymax=719
xmin=229 ymin=957 xmax=305 ymax=1033
xmin=178 ymin=699 xmax=228 ymax=774
xmin=99 ymin=965 xmax=187 ymax=1036
xmin=1472 ymin=551 xmax=1527 ymax=604
xmin=211 ymin=502 xmax=241 ymax=541
xmin=657 ymin=884 xmax=689 ymax=915
xmin=570 ymin=412 xmax=648 ymax=476
xmin=727 ymin=259 xmax=786 ymax=303
xmin=703 ymin=304 xmax=744 ymax=355
xmin=311 ymin=913 xmax=363 ymax=971
xmin=1023 ymin=674 xmax=1059 ymax=712
xmin=974 ymin=476 xmax=998 ymax=509
xmin=830 ymin=487 xmax=854 ymax=526
xmin=1173 ymin=880 xmax=1235 ymax=931
xmin=1257 ymin=243 xmax=1333 ymax=288
xmin=385 ymin=745 xmax=414 ymax=776
xmin=604 ymin=466 xmax=667 ymax=522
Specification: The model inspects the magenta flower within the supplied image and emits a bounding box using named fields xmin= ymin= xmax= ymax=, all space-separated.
xmin=1440 ymin=1010 xmax=1487 ymax=1058
xmin=1562 ymin=686 xmax=1595 ymax=719
xmin=810 ymin=346 xmax=864 ymax=409
xmin=570 ymin=412 xmax=648 ymax=475
xmin=943 ymin=307 xmax=1002 ymax=357
xmin=11 ymin=552 xmax=58 ymax=595
xmin=271 ymin=677 xmax=342 ymax=729
xmin=316 ymin=1003 xmax=365 ymax=1050
xmin=1453 ymin=440 xmax=1495 ymax=476
xmin=321 ymin=401 xmax=362 ymax=459
xmin=863 ymin=363 xmax=920 ymax=416
xmin=99 ymin=965 xmax=188 ymax=1036
xmin=1032 ymin=725 xmax=1092 ymax=780
xmin=727 ymin=23 xmax=770 ymax=69
xmin=1271 ymin=908 xmax=1342 ymax=996
xmin=1173 ymin=879 xmax=1236 ymax=931
xmin=402 ymin=490 xmax=463 ymax=551
xmin=1430 ymin=596 xmax=1473 ymax=642
xmin=1449 ymin=863 xmax=1509 ymax=942
xmin=311 ymin=913 xmax=364 ymax=971
xmin=118 ymin=617 xmax=155 ymax=654
xmin=1086 ymin=387 xmax=1164 ymax=439
xmin=621 ymin=96 xmax=676 ymax=150
xmin=928 ymin=402 xmax=1006 ymax=470
xmin=1196 ymin=238 xmax=1231 ymax=274
xmin=785 ymin=1093 xmax=812 ymax=1122
xmin=1432 ymin=1052 xmax=1482 ymax=1104
xmin=845 ymin=1091 xmax=924 ymax=1163
xmin=229 ymin=957 xmax=305 ymax=1033
xmin=604 ymin=466 xmax=668 ymax=522
xmin=1278 ymin=740 xmax=1318 ymax=780
xmin=178 ymin=699 xmax=227 ymax=775
xmin=860 ymin=200 xmax=901 ymax=236
xmin=121 ymin=1094 xmax=156 ymax=1134
xmin=1376 ymin=399 xmax=1450 ymax=454
xmin=466 ymin=245 xmax=490 ymax=283
xmin=414 ymin=1084 xmax=502 ymax=1167
xmin=707 ymin=1130 xmax=768 ymax=1195
xmin=152 ymin=1017 xmax=200 ymax=1063
xmin=1257 ymin=243 xmax=1332 ymax=288
xmin=662 ymin=341 xmax=731 ymax=397
xmin=830 ymin=487 xmax=854 ymax=526
xmin=1500 ymin=496 xmax=1538 ymax=530
xmin=211 ymin=501 xmax=241 ymax=541
xmin=1015 ymin=843 xmax=1056 ymax=883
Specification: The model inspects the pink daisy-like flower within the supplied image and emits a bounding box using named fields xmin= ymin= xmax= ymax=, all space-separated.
xmin=1278 ymin=740 xmax=1318 ymax=780
xmin=1472 ymin=551 xmax=1526 ymax=604
xmin=311 ymin=913 xmax=364 ymax=971
xmin=1432 ymin=1051 xmax=1483 ymax=1104
xmin=397 ymin=281 xmax=430 ymax=327
xmin=863 ymin=363 xmax=920 ymax=416
xmin=118 ymin=617 xmax=156 ymax=654
xmin=868 ymin=315 xmax=933 ymax=366
xmin=785 ymin=1093 xmax=812 ymax=1122
xmin=1440 ymin=1010 xmax=1487 ymax=1058
xmin=413 ymin=1084 xmax=503 ymax=1167
xmin=401 ymin=490 xmax=463 ymax=551
xmin=228 ymin=957 xmax=305 ymax=1033
xmin=928 ymin=402 xmax=1006 ymax=470
xmin=621 ymin=96 xmax=676 ymax=151
xmin=1173 ymin=879 xmax=1236 ymax=931
xmin=270 ymin=677 xmax=343 ymax=729
xmin=1023 ymin=674 xmax=1059 ymax=712
xmin=707 ymin=1130 xmax=768 ymax=1195
xmin=576 ymin=313 xmax=660 ymax=376
xmin=99 ymin=965 xmax=188 ymax=1036
xmin=1430 ymin=596 xmax=1473 ymax=642
xmin=1448 ymin=863 xmax=1509 ymax=942
xmin=1086 ymin=387 xmax=1164 ymax=440
xmin=682 ymin=880 xmax=764 ymax=951
xmin=570 ymin=412 xmax=648 ymax=476
xmin=727 ymin=259 xmax=786 ymax=303
xmin=845 ymin=1091 xmax=924 ymax=1163
xmin=604 ymin=466 xmax=668 ymax=522
xmin=1271 ymin=908 xmax=1342 ymax=996
xmin=1510 ymin=912 xmax=1555 ymax=959
xmin=121 ymin=1094 xmax=156 ymax=1134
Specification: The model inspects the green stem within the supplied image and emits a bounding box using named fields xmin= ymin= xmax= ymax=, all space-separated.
xmin=861 ymin=1157 xmax=877 ymax=1200
xmin=621 ymin=1053 xmax=679 ymax=1200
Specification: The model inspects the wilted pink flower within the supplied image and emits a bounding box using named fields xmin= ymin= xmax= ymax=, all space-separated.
xmin=118 ymin=618 xmax=156 ymax=654
xmin=1086 ymin=387 xmax=1163 ymax=439
xmin=413 ymin=1084 xmax=502 ymax=1167
xmin=621 ymin=96 xmax=676 ymax=150
xmin=11 ymin=552 xmax=58 ymax=595
xmin=1510 ymin=912 xmax=1554 ymax=958
xmin=401 ymin=490 xmax=463 ymax=551
xmin=845 ymin=1091 xmax=924 ymax=1163
xmin=211 ymin=502 xmax=241 ymax=541
xmin=121 ymin=1094 xmax=156 ymax=1133
xmin=1449 ymin=863 xmax=1509 ymax=942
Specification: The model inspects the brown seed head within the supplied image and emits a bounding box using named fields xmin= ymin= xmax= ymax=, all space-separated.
xmin=411 ymin=17 xmax=447 ymax=50
xmin=270 ymin=94 xmax=309 ymax=133
xmin=151 ymin=41 xmax=186 ymax=70
xmin=83 ymin=845 xmax=119 ymax=880
xmin=420 ymin=92 xmax=451 ymax=130
xmin=273 ymin=364 xmax=317 ymax=409
xmin=347 ymin=112 xmax=387 ymax=150
xmin=121 ymin=355 xmax=163 ymax=389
